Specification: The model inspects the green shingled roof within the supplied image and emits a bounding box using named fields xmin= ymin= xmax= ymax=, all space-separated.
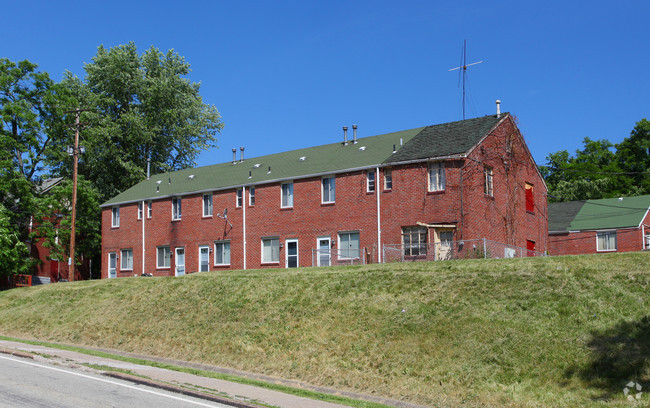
xmin=549 ymin=195 xmax=650 ymax=232
xmin=101 ymin=114 xmax=508 ymax=207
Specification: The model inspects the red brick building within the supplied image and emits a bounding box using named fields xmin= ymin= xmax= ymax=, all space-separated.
xmin=548 ymin=195 xmax=650 ymax=255
xmin=100 ymin=112 xmax=548 ymax=278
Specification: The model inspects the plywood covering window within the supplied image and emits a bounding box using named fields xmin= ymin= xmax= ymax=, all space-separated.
xmin=525 ymin=183 xmax=534 ymax=213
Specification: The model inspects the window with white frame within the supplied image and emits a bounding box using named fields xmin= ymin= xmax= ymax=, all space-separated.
xmin=597 ymin=231 xmax=617 ymax=251
xmin=172 ymin=197 xmax=181 ymax=220
xmin=338 ymin=231 xmax=360 ymax=259
xmin=157 ymin=246 xmax=171 ymax=268
xmin=203 ymin=193 xmax=213 ymax=217
xmin=322 ymin=177 xmax=335 ymax=203
xmin=147 ymin=200 xmax=152 ymax=218
xmin=249 ymin=187 xmax=255 ymax=206
xmin=112 ymin=206 xmax=120 ymax=227
xmin=137 ymin=202 xmax=143 ymax=220
xmin=262 ymin=237 xmax=280 ymax=263
xmin=214 ymin=241 xmax=231 ymax=265
xmin=484 ymin=166 xmax=493 ymax=197
xmin=367 ymin=171 xmax=376 ymax=193
xmin=120 ymin=248 xmax=133 ymax=270
xmin=384 ymin=168 xmax=392 ymax=190
xmin=402 ymin=226 xmax=427 ymax=256
xmin=236 ymin=188 xmax=243 ymax=207
xmin=281 ymin=182 xmax=293 ymax=208
xmin=428 ymin=162 xmax=445 ymax=192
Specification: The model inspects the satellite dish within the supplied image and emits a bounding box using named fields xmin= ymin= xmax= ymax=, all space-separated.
xmin=223 ymin=208 xmax=228 ymax=218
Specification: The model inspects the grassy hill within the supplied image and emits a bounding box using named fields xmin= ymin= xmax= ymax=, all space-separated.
xmin=0 ymin=253 xmax=649 ymax=407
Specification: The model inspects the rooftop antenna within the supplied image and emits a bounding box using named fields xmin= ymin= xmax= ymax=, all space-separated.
xmin=449 ymin=40 xmax=483 ymax=120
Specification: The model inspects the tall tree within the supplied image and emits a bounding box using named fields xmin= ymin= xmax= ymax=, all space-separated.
xmin=615 ymin=119 xmax=650 ymax=193
xmin=0 ymin=58 xmax=72 ymax=277
xmin=50 ymin=43 xmax=224 ymax=201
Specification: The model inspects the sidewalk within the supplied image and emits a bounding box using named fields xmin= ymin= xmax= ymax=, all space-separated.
xmin=0 ymin=339 xmax=426 ymax=408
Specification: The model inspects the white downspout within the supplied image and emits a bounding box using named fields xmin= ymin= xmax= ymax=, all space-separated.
xmin=142 ymin=200 xmax=145 ymax=275
xmin=643 ymin=224 xmax=646 ymax=250
xmin=243 ymin=187 xmax=247 ymax=270
xmin=376 ymin=167 xmax=382 ymax=263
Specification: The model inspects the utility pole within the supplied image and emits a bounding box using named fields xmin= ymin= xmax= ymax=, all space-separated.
xmin=64 ymin=108 xmax=90 ymax=282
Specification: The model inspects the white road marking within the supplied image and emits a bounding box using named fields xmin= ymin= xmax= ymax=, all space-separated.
xmin=0 ymin=354 xmax=220 ymax=407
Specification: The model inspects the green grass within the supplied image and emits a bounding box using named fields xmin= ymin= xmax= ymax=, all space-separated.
xmin=1 ymin=252 xmax=649 ymax=407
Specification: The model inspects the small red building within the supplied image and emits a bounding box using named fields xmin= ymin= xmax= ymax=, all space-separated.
xmin=548 ymin=195 xmax=650 ymax=255
xmin=100 ymin=112 xmax=548 ymax=278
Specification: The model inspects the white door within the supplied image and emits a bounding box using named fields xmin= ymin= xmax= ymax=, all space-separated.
xmin=199 ymin=246 xmax=209 ymax=272
xmin=286 ymin=239 xmax=298 ymax=268
xmin=436 ymin=229 xmax=454 ymax=260
xmin=175 ymin=247 xmax=185 ymax=276
xmin=108 ymin=252 xmax=117 ymax=278
xmin=317 ymin=237 xmax=331 ymax=267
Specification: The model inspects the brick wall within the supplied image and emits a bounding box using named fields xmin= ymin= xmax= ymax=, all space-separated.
xmin=101 ymin=117 xmax=549 ymax=278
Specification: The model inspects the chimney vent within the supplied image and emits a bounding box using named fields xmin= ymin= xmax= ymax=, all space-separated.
xmin=342 ymin=126 xmax=348 ymax=145
xmin=496 ymin=100 xmax=501 ymax=118
xmin=352 ymin=124 xmax=358 ymax=144
xmin=232 ymin=148 xmax=237 ymax=164
xmin=240 ymin=146 xmax=245 ymax=162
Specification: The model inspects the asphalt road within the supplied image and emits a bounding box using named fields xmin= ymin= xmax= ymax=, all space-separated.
xmin=0 ymin=354 xmax=231 ymax=408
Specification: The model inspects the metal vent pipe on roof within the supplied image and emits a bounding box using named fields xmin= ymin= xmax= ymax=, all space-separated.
xmin=496 ymin=100 xmax=501 ymax=118
xmin=240 ymin=146 xmax=245 ymax=162
xmin=352 ymin=124 xmax=358 ymax=144
xmin=342 ymin=126 xmax=348 ymax=145
xmin=232 ymin=148 xmax=237 ymax=164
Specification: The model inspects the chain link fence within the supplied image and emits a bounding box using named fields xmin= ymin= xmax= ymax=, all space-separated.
xmin=311 ymin=248 xmax=368 ymax=267
xmin=383 ymin=238 xmax=546 ymax=263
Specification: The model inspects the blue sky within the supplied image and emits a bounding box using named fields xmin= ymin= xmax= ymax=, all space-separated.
xmin=4 ymin=1 xmax=649 ymax=168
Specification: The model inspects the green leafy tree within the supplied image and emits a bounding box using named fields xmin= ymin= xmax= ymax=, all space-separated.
xmin=615 ymin=119 xmax=650 ymax=193
xmin=0 ymin=203 xmax=33 ymax=278
xmin=50 ymin=42 xmax=224 ymax=201
xmin=32 ymin=177 xmax=102 ymax=279
xmin=0 ymin=58 xmax=73 ymax=277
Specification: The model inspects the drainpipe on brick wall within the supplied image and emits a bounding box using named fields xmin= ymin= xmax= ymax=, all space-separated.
xmin=376 ymin=166 xmax=382 ymax=263
xmin=243 ymin=186 xmax=247 ymax=270
xmin=142 ymin=200 xmax=146 ymax=275
xmin=643 ymin=224 xmax=646 ymax=250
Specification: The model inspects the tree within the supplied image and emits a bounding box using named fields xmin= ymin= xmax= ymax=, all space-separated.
xmin=50 ymin=43 xmax=224 ymax=201
xmin=0 ymin=203 xmax=32 ymax=278
xmin=541 ymin=137 xmax=632 ymax=202
xmin=0 ymin=58 xmax=72 ymax=277
xmin=615 ymin=119 xmax=650 ymax=193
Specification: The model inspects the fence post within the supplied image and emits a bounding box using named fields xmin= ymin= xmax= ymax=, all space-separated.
xmin=483 ymin=238 xmax=487 ymax=259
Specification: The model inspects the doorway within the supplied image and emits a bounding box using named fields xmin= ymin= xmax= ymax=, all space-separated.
xmin=175 ymin=247 xmax=185 ymax=276
xmin=108 ymin=252 xmax=117 ymax=278
xmin=317 ymin=237 xmax=331 ymax=267
xmin=286 ymin=239 xmax=298 ymax=268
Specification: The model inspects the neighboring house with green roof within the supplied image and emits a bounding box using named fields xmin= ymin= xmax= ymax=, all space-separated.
xmin=100 ymin=111 xmax=548 ymax=278
xmin=548 ymin=195 xmax=650 ymax=255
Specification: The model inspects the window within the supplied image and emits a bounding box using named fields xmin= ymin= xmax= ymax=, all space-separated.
xmin=281 ymin=182 xmax=293 ymax=208
xmin=322 ymin=177 xmax=335 ymax=203
xmin=137 ymin=202 xmax=143 ymax=220
xmin=525 ymin=183 xmax=534 ymax=213
xmin=428 ymin=162 xmax=446 ymax=192
xmin=367 ymin=171 xmax=376 ymax=193
xmin=262 ymin=237 xmax=280 ymax=263
xmin=484 ymin=166 xmax=493 ymax=197
xmin=172 ymin=197 xmax=181 ymax=220
xmin=402 ymin=226 xmax=427 ymax=256
xmin=384 ymin=168 xmax=392 ymax=190
xmin=203 ymin=193 xmax=213 ymax=217
xmin=214 ymin=241 xmax=231 ymax=265
xmin=147 ymin=201 xmax=152 ymax=218
xmin=597 ymin=231 xmax=617 ymax=251
xmin=120 ymin=249 xmax=133 ymax=270
xmin=338 ymin=232 xmax=360 ymax=259
xmin=112 ymin=206 xmax=120 ymax=227
xmin=249 ymin=187 xmax=255 ymax=206
xmin=236 ymin=188 xmax=243 ymax=207
xmin=157 ymin=246 xmax=171 ymax=268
